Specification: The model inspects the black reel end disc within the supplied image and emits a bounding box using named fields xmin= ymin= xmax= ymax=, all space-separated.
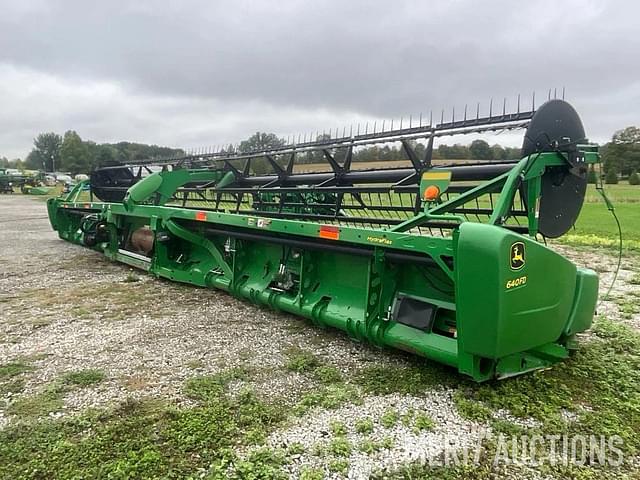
xmin=522 ymin=100 xmax=588 ymax=238
xmin=90 ymin=167 xmax=137 ymax=203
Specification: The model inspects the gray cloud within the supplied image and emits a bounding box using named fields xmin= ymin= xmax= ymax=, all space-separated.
xmin=0 ymin=0 xmax=639 ymax=158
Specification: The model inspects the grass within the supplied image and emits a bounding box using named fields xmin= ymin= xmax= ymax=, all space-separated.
xmin=313 ymin=365 xmax=342 ymax=384
xmin=358 ymin=436 xmax=394 ymax=455
xmin=562 ymin=184 xmax=640 ymax=250
xmin=358 ymin=438 xmax=383 ymax=454
xmin=183 ymin=367 xmax=251 ymax=401
xmin=329 ymin=420 xmax=347 ymax=436
xmin=286 ymin=442 xmax=305 ymax=455
xmin=0 ymin=361 xmax=34 ymax=398
xmin=0 ymin=369 xmax=288 ymax=479
xmin=7 ymin=386 xmax=64 ymax=418
xmin=355 ymin=361 xmax=455 ymax=394
xmin=328 ymin=458 xmax=349 ymax=474
xmin=300 ymin=467 xmax=324 ymax=480
xmin=61 ymin=369 xmax=106 ymax=387
xmin=285 ymin=347 xmax=320 ymax=373
xmin=2 ymin=305 xmax=636 ymax=479
xmin=6 ymin=369 xmax=107 ymax=420
xmin=0 ymin=378 xmax=26 ymax=396
xmin=382 ymin=316 xmax=640 ymax=479
xmin=0 ymin=361 xmax=33 ymax=380
xmin=584 ymin=183 xmax=640 ymax=204
xmin=381 ymin=408 xmax=399 ymax=428
xmin=282 ymin=349 xmax=361 ymax=415
xmin=413 ymin=412 xmax=436 ymax=432
xmin=355 ymin=417 xmax=374 ymax=434
xmin=619 ymin=301 xmax=639 ymax=320
xmin=273 ymin=310 xmax=640 ymax=479
xmin=483 ymin=332 xmax=639 ymax=435
xmin=294 ymin=383 xmax=360 ymax=415
xmin=328 ymin=437 xmax=352 ymax=457
xmin=233 ymin=448 xmax=287 ymax=480
xmin=0 ymin=357 xmax=363 ymax=478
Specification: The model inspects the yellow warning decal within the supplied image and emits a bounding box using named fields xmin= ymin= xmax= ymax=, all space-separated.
xmin=421 ymin=171 xmax=452 ymax=180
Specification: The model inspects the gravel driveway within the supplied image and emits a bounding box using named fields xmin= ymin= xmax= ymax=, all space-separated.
xmin=1 ymin=194 xmax=637 ymax=479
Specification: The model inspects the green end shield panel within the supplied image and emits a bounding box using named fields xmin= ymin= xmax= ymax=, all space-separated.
xmin=455 ymin=223 xmax=578 ymax=359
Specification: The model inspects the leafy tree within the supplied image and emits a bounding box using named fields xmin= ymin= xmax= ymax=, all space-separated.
xmin=604 ymin=169 xmax=618 ymax=184
xmin=629 ymin=170 xmax=640 ymax=185
xmin=109 ymin=141 xmax=182 ymax=163
xmin=505 ymin=146 xmax=522 ymax=158
xmin=412 ymin=142 xmax=427 ymax=161
xmin=239 ymin=132 xmax=284 ymax=154
xmin=24 ymin=132 xmax=62 ymax=171
xmin=587 ymin=167 xmax=598 ymax=184
xmin=0 ymin=157 xmax=8 ymax=168
xmin=60 ymin=131 xmax=91 ymax=175
xmin=220 ymin=144 xmax=237 ymax=155
xmin=21 ymin=130 xmax=185 ymax=173
xmin=602 ymin=126 xmax=640 ymax=176
xmin=469 ymin=139 xmax=493 ymax=160
xmin=238 ymin=132 xmax=286 ymax=174
xmin=613 ymin=126 xmax=640 ymax=143
xmin=490 ymin=144 xmax=507 ymax=160
xmin=300 ymin=134 xmax=331 ymax=165
xmin=437 ymin=144 xmax=469 ymax=160
xmin=84 ymin=142 xmax=120 ymax=168
xmin=94 ymin=144 xmax=119 ymax=167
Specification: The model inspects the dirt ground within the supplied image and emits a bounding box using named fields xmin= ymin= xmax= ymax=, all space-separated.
xmin=1 ymin=194 xmax=638 ymax=479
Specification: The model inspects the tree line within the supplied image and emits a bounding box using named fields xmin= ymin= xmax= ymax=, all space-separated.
xmin=0 ymin=131 xmax=184 ymax=174
xmin=230 ymin=132 xmax=522 ymax=165
xmin=1 ymin=126 xmax=638 ymax=179
xmin=600 ymin=126 xmax=640 ymax=184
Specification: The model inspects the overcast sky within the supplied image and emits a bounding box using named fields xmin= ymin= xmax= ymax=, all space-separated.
xmin=0 ymin=0 xmax=638 ymax=159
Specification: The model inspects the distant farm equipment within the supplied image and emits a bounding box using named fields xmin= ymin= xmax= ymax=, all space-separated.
xmin=0 ymin=169 xmax=45 ymax=194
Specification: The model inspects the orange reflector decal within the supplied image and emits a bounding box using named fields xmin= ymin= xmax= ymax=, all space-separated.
xmin=423 ymin=185 xmax=440 ymax=201
xmin=319 ymin=225 xmax=340 ymax=240
xmin=195 ymin=211 xmax=207 ymax=221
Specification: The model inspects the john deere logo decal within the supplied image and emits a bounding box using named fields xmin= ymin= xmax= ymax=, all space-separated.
xmin=510 ymin=242 xmax=525 ymax=270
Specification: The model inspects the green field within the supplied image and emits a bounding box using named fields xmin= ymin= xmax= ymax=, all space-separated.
xmin=565 ymin=184 xmax=640 ymax=250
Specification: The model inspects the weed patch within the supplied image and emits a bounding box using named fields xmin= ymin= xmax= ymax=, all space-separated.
xmin=355 ymin=362 xmax=456 ymax=395
xmin=62 ymin=369 xmax=106 ymax=387
xmin=0 ymin=368 xmax=287 ymax=479
xmin=285 ymin=347 xmax=320 ymax=373
xmin=7 ymin=386 xmax=64 ymax=418
xmin=0 ymin=362 xmax=33 ymax=380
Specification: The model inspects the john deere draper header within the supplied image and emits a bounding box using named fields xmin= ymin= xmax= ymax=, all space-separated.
xmin=47 ymin=97 xmax=600 ymax=381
